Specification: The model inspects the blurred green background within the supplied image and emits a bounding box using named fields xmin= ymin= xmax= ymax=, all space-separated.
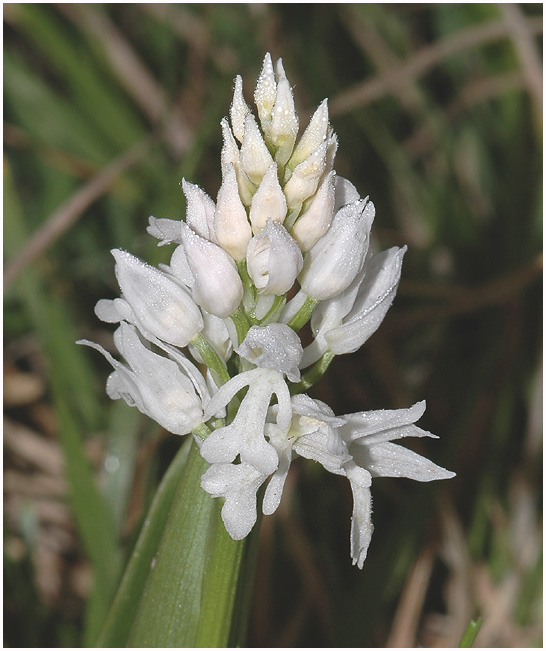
xmin=4 ymin=3 xmax=542 ymax=647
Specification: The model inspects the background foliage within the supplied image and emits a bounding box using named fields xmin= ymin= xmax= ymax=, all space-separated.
xmin=4 ymin=3 xmax=542 ymax=647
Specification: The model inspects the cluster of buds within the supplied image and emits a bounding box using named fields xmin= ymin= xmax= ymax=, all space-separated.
xmin=79 ymin=54 xmax=454 ymax=569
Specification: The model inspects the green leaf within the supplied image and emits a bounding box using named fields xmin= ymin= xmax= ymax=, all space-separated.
xmin=127 ymin=439 xmax=247 ymax=647
xmin=98 ymin=436 xmax=193 ymax=647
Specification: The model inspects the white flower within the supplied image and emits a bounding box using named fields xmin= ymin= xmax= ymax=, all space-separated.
xmin=214 ymin=165 xmax=252 ymax=261
xmin=298 ymin=198 xmax=375 ymax=301
xmin=249 ymin=163 xmax=287 ymax=233
xmin=180 ymin=222 xmax=243 ymax=318
xmin=290 ymin=171 xmax=335 ymax=251
xmin=302 ymin=246 xmax=406 ymax=367
xmin=238 ymin=323 xmax=303 ymax=382
xmin=110 ymin=249 xmax=203 ymax=347
xmin=339 ymin=401 xmax=455 ymax=568
xmin=78 ymin=322 xmax=204 ymax=435
xmin=246 ymin=220 xmax=303 ymax=296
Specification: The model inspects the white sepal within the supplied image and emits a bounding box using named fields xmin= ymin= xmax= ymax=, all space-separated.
xmin=283 ymin=140 xmax=328 ymax=209
xmin=240 ymin=113 xmax=274 ymax=186
xmin=230 ymin=74 xmax=250 ymax=143
xmin=289 ymin=99 xmax=329 ymax=170
xmin=324 ymin=246 xmax=406 ymax=355
xmin=254 ymin=52 xmax=277 ymax=128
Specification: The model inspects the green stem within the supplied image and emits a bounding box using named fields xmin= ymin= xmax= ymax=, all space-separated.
xmin=290 ymin=350 xmax=335 ymax=394
xmin=230 ymin=307 xmax=252 ymax=346
xmin=287 ymin=294 xmax=318 ymax=332
xmin=191 ymin=332 xmax=230 ymax=386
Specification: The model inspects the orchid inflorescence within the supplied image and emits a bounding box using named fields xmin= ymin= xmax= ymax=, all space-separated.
xmin=79 ymin=54 xmax=454 ymax=569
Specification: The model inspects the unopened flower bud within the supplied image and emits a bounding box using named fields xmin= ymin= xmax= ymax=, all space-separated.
xmin=299 ymin=199 xmax=375 ymax=300
xmin=291 ymin=171 xmax=335 ymax=251
xmin=269 ymin=59 xmax=298 ymax=166
xmin=289 ymin=99 xmax=329 ymax=170
xmin=112 ymin=249 xmax=203 ymax=346
xmin=214 ymin=166 xmax=252 ymax=261
xmin=182 ymin=179 xmax=217 ymax=243
xmin=181 ymin=223 xmax=243 ymax=318
xmin=283 ymin=139 xmax=328 ymax=208
xmin=246 ymin=220 xmax=303 ymax=296
xmin=254 ymin=52 xmax=276 ymax=128
xmin=249 ymin=163 xmax=287 ymax=234
xmin=240 ymin=113 xmax=274 ymax=186
xmin=220 ymin=118 xmax=254 ymax=206
xmin=230 ymin=75 xmax=250 ymax=143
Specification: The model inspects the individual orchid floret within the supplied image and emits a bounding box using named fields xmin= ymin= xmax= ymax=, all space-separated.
xmin=200 ymin=461 xmax=268 ymax=540
xmin=291 ymin=170 xmax=335 ymax=251
xmin=238 ymin=324 xmax=303 ymax=382
xmin=180 ymin=223 xmax=243 ymax=318
xmin=111 ymin=249 xmax=203 ymax=347
xmin=78 ymin=322 xmax=203 ymax=435
xmin=240 ymin=113 xmax=274 ymax=186
xmin=214 ymin=165 xmax=252 ymax=261
xmin=302 ymin=246 xmax=406 ymax=367
xmin=298 ymin=198 xmax=375 ymax=301
xmin=249 ymin=163 xmax=287 ymax=233
xmin=323 ymin=246 xmax=406 ymax=356
xmin=200 ymin=367 xmax=292 ymax=475
xmin=339 ymin=401 xmax=455 ymax=568
xmin=246 ymin=220 xmax=303 ymax=296
xmin=182 ymin=179 xmax=218 ymax=243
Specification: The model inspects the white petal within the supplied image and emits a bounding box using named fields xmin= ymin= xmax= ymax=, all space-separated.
xmin=345 ymin=462 xmax=374 ymax=569
xmin=351 ymin=441 xmax=456 ymax=482
xmin=147 ymin=216 xmax=183 ymax=246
